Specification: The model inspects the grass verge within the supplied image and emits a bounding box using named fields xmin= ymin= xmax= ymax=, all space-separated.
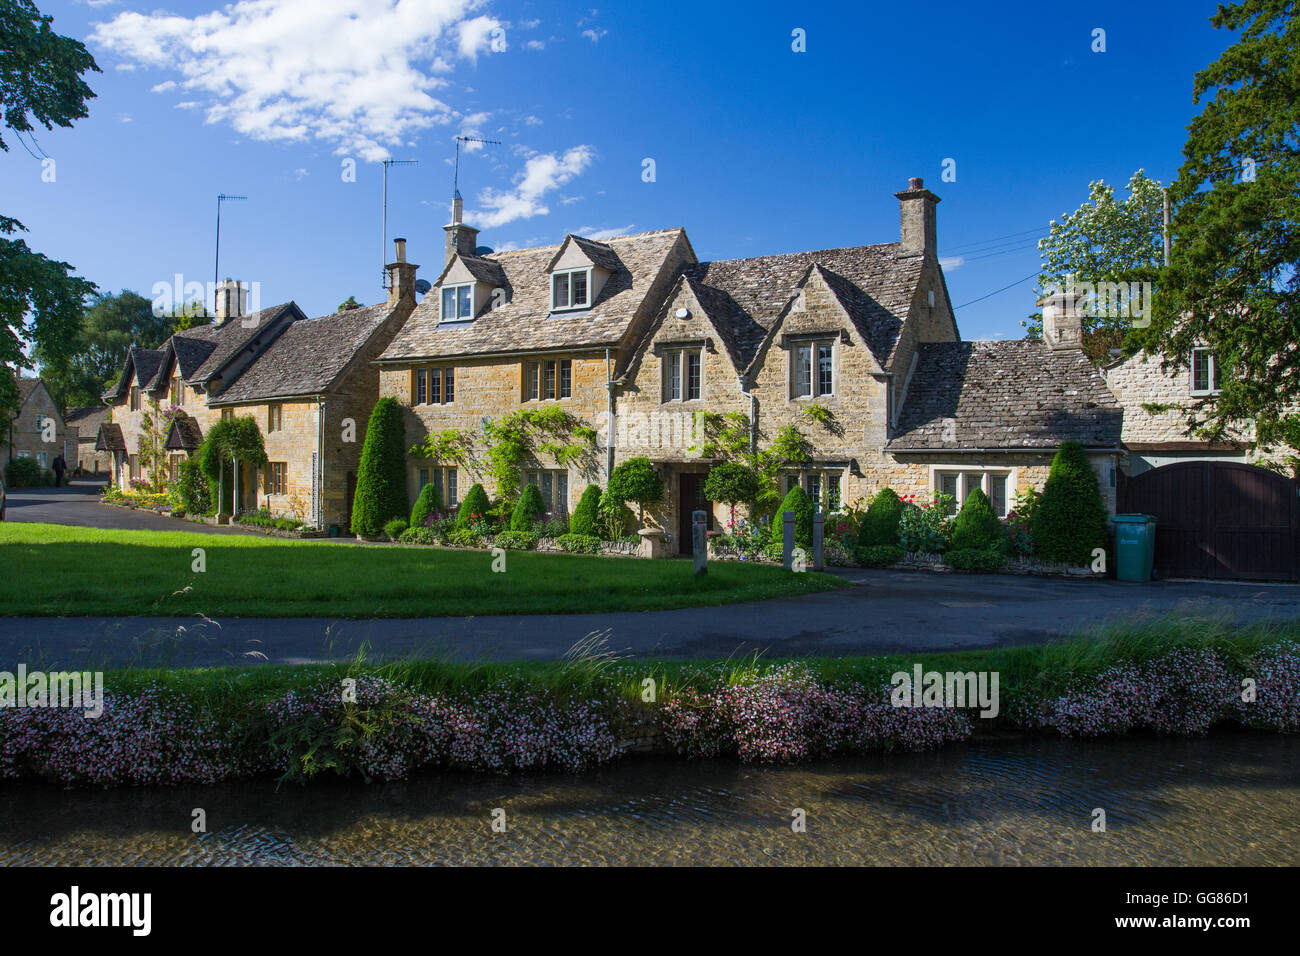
xmin=0 ymin=522 xmax=841 ymax=617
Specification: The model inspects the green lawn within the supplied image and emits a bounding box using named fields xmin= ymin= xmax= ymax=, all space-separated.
xmin=0 ymin=522 xmax=841 ymax=618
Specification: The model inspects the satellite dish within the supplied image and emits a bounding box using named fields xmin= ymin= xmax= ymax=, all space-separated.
xmin=414 ymin=279 xmax=432 ymax=295
xmin=675 ymin=307 xmax=691 ymax=319
xmin=474 ymin=245 xmax=494 ymax=256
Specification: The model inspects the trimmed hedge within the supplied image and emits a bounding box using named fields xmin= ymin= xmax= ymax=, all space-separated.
xmin=774 ymin=485 xmax=814 ymax=548
xmin=350 ymin=398 xmax=407 ymax=537
xmin=1032 ymin=441 xmax=1111 ymax=566
xmin=410 ymin=481 xmax=443 ymax=530
xmin=456 ymin=483 xmax=491 ymax=528
xmin=510 ymin=483 xmax=547 ymax=532
xmin=384 ymin=518 xmax=408 ymax=542
xmin=556 ymin=532 xmax=602 ymax=554
xmin=494 ymin=530 xmax=538 ymax=551
xmin=859 ymin=488 xmax=904 ymax=546
xmin=570 ymin=484 xmax=602 ymax=536
xmin=4 ymin=456 xmax=52 ymax=488
xmin=950 ymin=487 xmax=1005 ymax=553
xmin=606 ymin=457 xmax=663 ymax=526
xmin=855 ymin=543 xmax=904 ymax=568
xmin=945 ymin=548 xmax=1007 ymax=573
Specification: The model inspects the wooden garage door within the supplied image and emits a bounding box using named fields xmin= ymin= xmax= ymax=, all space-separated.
xmin=1120 ymin=461 xmax=1299 ymax=580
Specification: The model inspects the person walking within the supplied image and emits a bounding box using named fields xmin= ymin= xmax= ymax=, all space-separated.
xmin=52 ymin=454 xmax=66 ymax=487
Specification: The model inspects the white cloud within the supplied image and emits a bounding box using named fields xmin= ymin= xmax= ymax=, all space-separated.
xmin=519 ymin=18 xmax=540 ymax=29
xmin=938 ymin=256 xmax=965 ymax=270
xmin=472 ymin=146 xmax=594 ymax=228
xmin=150 ymin=80 xmax=176 ymax=93
xmin=456 ymin=14 xmax=505 ymax=60
xmin=92 ymin=0 xmax=503 ymax=163
xmin=580 ymin=28 xmax=607 ymax=43
xmin=119 ymin=113 xmax=133 ymax=123
xmin=573 ymin=224 xmax=634 ymax=240
xmin=294 ymin=168 xmax=309 ymax=180
xmin=524 ymin=39 xmax=545 ymax=50
xmin=522 ymin=114 xmax=542 ymax=126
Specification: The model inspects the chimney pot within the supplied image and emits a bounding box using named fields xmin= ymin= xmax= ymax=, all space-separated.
xmin=386 ymin=243 xmax=419 ymax=309
xmin=894 ymin=177 xmax=940 ymax=259
xmin=1037 ymin=292 xmax=1084 ymax=350
xmin=214 ymin=279 xmax=245 ymax=324
xmin=394 ymin=237 xmax=407 ymax=263
xmin=909 ymin=176 xmax=924 ymax=190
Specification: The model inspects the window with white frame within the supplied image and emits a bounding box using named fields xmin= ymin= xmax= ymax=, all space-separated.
xmin=415 ymin=466 xmax=458 ymax=512
xmin=551 ymin=269 xmax=590 ymax=311
xmin=440 ymin=283 xmax=474 ymax=321
xmin=934 ymin=469 xmax=1012 ymax=518
xmin=791 ymin=340 xmax=835 ymax=399
xmin=1190 ymin=347 xmax=1221 ymax=396
xmin=524 ymin=469 xmax=568 ymax=514
xmin=266 ymin=461 xmax=287 ymax=495
xmin=662 ymin=348 xmax=702 ymax=402
xmin=523 ymin=359 xmax=572 ymax=401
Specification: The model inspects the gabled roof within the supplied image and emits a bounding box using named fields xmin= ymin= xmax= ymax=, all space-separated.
xmin=547 ymin=234 xmax=622 ymax=273
xmin=186 ymin=303 xmax=299 ymax=384
xmin=681 ymin=242 xmax=924 ymax=371
xmin=103 ymin=347 xmax=165 ymax=402
xmin=65 ymin=405 xmax=110 ymax=437
xmin=16 ymin=377 xmax=41 ymax=407
xmin=887 ymin=340 xmax=1123 ymax=451
xmin=95 ymin=422 xmax=126 ymax=452
xmin=208 ymin=302 xmax=394 ymax=404
xmin=381 ymin=228 xmax=690 ymax=362
xmin=164 ymin=412 xmax=204 ymax=450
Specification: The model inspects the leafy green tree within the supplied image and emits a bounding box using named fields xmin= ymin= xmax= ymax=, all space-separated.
xmin=570 ymin=483 xmax=602 ymax=536
xmin=1136 ymin=0 xmax=1300 ymax=462
xmin=950 ymin=487 xmax=1006 ymax=553
xmin=606 ymin=457 xmax=664 ymax=527
xmin=1023 ymin=170 xmax=1165 ymax=363
xmin=175 ymin=457 xmax=212 ymax=515
xmin=510 ymin=482 xmax=546 ymax=531
xmin=456 ymin=482 xmax=491 ymax=528
xmin=703 ymin=461 xmax=762 ymax=526
xmin=337 ymin=296 xmax=362 ymax=312
xmin=349 ymin=397 xmax=406 ymax=536
xmin=0 ymin=0 xmax=100 ymax=419
xmin=1032 ymin=441 xmax=1111 ymax=566
xmin=774 ymin=484 xmax=814 ymax=549
xmin=409 ymin=481 xmax=443 ymax=529
xmin=196 ymin=416 xmax=267 ymax=515
xmin=36 ymin=291 xmax=169 ymax=411
xmin=858 ymin=488 xmax=904 ymax=546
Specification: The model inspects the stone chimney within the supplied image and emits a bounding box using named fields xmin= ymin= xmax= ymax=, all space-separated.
xmin=1038 ymin=291 xmax=1084 ymax=350
xmin=443 ymin=190 xmax=480 ymax=264
xmin=387 ymin=238 xmax=419 ymax=308
xmin=894 ymin=176 xmax=940 ymax=259
xmin=213 ymin=279 xmax=245 ymax=324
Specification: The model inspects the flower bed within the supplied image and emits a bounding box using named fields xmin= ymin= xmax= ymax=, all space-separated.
xmin=2 ymin=638 xmax=1296 ymax=788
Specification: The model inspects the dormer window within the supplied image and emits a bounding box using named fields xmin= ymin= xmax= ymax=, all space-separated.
xmin=440 ymin=283 xmax=474 ymax=321
xmin=551 ymin=268 xmax=591 ymax=311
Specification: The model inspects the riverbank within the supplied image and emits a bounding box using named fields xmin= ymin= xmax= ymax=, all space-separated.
xmin=1 ymin=617 xmax=1296 ymax=788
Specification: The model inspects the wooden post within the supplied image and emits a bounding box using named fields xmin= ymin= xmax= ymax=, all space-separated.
xmin=813 ymin=511 xmax=825 ymax=571
xmin=692 ymin=510 xmax=708 ymax=577
xmin=782 ymin=510 xmax=795 ymax=570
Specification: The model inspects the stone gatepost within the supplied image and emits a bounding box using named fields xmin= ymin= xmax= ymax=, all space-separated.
xmin=692 ymin=510 xmax=708 ymax=577
xmin=812 ymin=511 xmax=825 ymax=571
xmin=782 ymin=510 xmax=795 ymax=570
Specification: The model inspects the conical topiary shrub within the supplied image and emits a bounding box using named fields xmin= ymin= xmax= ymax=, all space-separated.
xmin=409 ymin=481 xmax=444 ymax=529
xmin=570 ymin=484 xmax=602 ymax=536
xmin=510 ymin=482 xmax=547 ymax=531
xmin=350 ymin=397 xmax=407 ymax=537
xmin=950 ymin=486 xmax=1006 ymax=552
xmin=606 ymin=456 xmax=664 ymax=527
xmin=1032 ymin=441 xmax=1111 ymax=565
xmin=858 ymin=487 xmax=904 ymax=546
xmin=456 ymin=482 xmax=491 ymax=528
xmin=774 ymin=484 xmax=814 ymax=549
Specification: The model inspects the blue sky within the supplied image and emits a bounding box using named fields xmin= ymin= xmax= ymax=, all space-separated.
xmin=1 ymin=0 xmax=1234 ymax=340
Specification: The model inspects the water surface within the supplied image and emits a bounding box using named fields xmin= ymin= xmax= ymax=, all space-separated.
xmin=2 ymin=735 xmax=1296 ymax=865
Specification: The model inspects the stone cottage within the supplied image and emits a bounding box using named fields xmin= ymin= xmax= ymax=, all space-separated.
xmin=5 ymin=377 xmax=74 ymax=473
xmin=377 ymin=178 xmax=1123 ymax=553
xmin=99 ymin=243 xmax=420 ymax=528
xmin=64 ymin=405 xmax=112 ymax=475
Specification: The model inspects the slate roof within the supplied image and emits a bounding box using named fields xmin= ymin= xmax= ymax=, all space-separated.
xmin=65 ymin=405 xmax=110 ymax=439
xmin=15 ymin=377 xmax=41 ymax=407
xmin=381 ymin=229 xmax=687 ymax=361
xmin=887 ymin=340 xmax=1123 ymax=450
xmin=209 ymin=303 xmax=392 ymax=404
xmin=165 ymin=412 xmax=204 ymax=450
xmin=682 ymin=243 xmax=925 ymax=370
xmin=95 ymin=422 xmax=126 ymax=452
xmin=186 ymin=303 xmax=297 ymax=383
xmin=103 ymin=348 xmax=165 ymax=401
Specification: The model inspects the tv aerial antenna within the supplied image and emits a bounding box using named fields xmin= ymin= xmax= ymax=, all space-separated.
xmin=381 ymin=158 xmax=419 ymax=289
xmin=214 ymin=193 xmax=248 ymax=288
xmin=453 ymin=135 xmax=501 ymax=198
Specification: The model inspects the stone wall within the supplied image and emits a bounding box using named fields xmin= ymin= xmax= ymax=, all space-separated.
xmin=5 ymin=383 xmax=64 ymax=469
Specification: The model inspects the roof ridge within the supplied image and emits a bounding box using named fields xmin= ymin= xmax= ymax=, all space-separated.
xmin=694 ymin=240 xmax=900 ymax=269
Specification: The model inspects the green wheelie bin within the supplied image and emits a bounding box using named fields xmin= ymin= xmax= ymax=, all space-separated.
xmin=1113 ymin=513 xmax=1157 ymax=582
